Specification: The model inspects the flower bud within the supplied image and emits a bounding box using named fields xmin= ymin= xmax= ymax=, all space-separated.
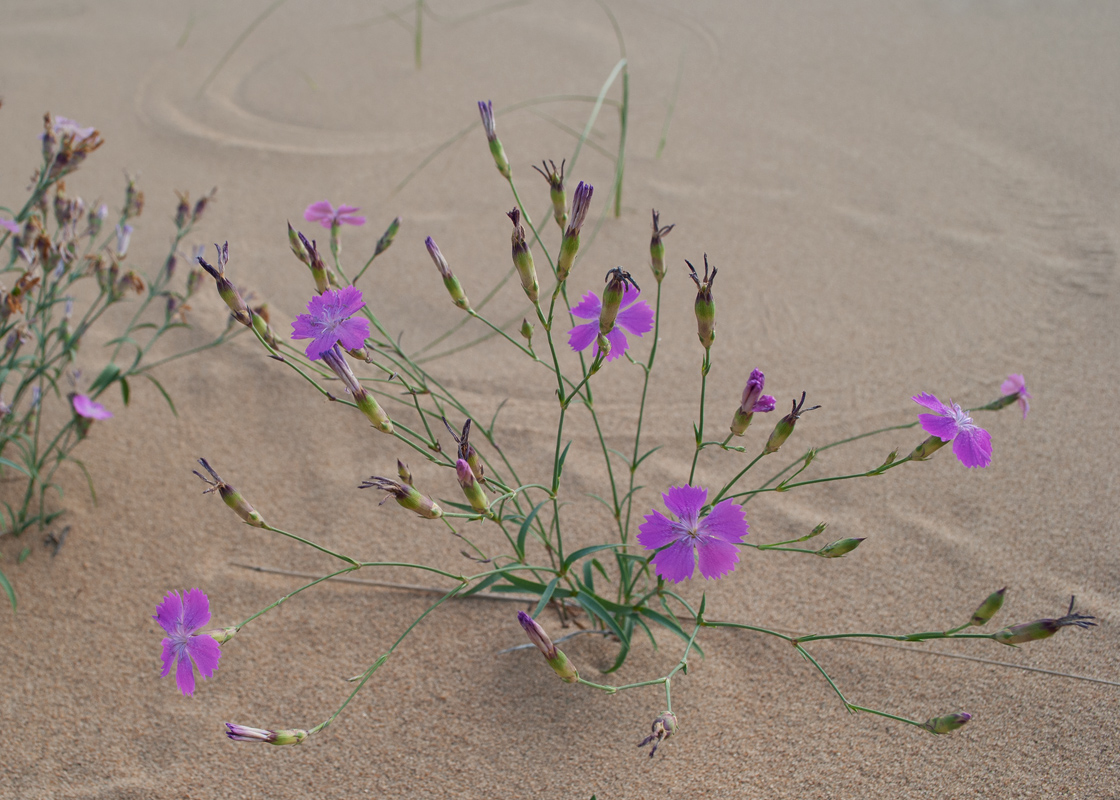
xmin=197 ymin=243 xmax=252 ymax=327
xmin=192 ymin=187 xmax=216 ymax=224
xmin=533 ymin=159 xmax=568 ymax=230
xmin=373 ymin=216 xmax=401 ymax=258
xmin=638 ymin=711 xmax=679 ymax=758
xmin=194 ymin=458 xmax=266 ymax=528
xmin=456 ymin=458 xmax=490 ymax=514
xmin=649 ymin=210 xmax=674 ymax=283
xmin=174 ymin=190 xmax=191 ymax=230
xmin=921 ymin=712 xmax=972 ymax=735
xmin=994 ymin=597 xmax=1096 ymax=645
xmin=208 ymin=627 xmax=238 ymax=644
xmin=321 ymin=345 xmax=393 ymax=433
xmin=687 ymin=255 xmax=716 ymax=349
xmin=816 ymin=537 xmax=865 ymax=558
xmin=730 ymin=368 xmax=777 ymax=436
xmin=359 ymin=476 xmax=442 ymax=519
xmin=296 ymin=231 xmax=330 ymax=294
xmin=764 ymin=392 xmax=820 ymax=455
xmin=251 ymin=307 xmax=280 ymax=350
xmin=556 ymin=181 xmax=593 ymax=283
xmin=520 ymin=318 xmax=534 ymax=343
xmin=507 ymin=208 xmax=538 ymax=303
xmin=477 ymin=101 xmax=511 ymax=178
xmin=599 ymin=267 xmax=636 ymax=335
xmin=517 ymin=611 xmax=578 ymax=683
xmin=397 ymin=459 xmax=413 ymax=486
xmin=288 ymin=222 xmax=311 ymax=266
xmin=910 ymin=434 xmax=948 ymax=461
xmin=425 ymin=237 xmax=470 ymax=310
xmin=969 ymin=587 xmax=1007 ymax=627
xmin=225 ymin=723 xmax=308 ymax=745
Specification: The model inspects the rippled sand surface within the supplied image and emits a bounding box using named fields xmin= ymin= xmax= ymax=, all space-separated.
xmin=1 ymin=2 xmax=1117 ymax=797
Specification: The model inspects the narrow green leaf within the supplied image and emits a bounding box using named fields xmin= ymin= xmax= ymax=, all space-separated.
xmin=0 ymin=566 xmax=16 ymax=612
xmin=0 ymin=457 xmax=30 ymax=477
xmin=582 ymin=560 xmax=595 ymax=594
xmin=120 ymin=377 xmax=131 ymax=406
xmin=515 ymin=500 xmax=549 ymax=560
xmin=633 ymin=446 xmax=662 ymax=471
xmin=88 ymin=364 xmax=121 ymax=393
xmin=556 ymin=440 xmax=573 ymax=479
xmin=638 ymin=606 xmax=703 ymax=656
xmin=634 ymin=615 xmax=658 ymax=651
xmin=603 ymin=614 xmax=634 ymax=673
xmin=460 ymin=572 xmax=504 ymax=597
xmin=142 ymin=374 xmax=178 ymax=416
xmin=562 ymin=543 xmax=623 ymax=574
xmin=18 ymin=547 xmax=31 ymax=563
xmin=501 ymin=573 xmax=574 ymax=598
xmin=532 ymin=577 xmax=559 ymax=618
xmin=576 ymin=590 xmax=627 ymax=644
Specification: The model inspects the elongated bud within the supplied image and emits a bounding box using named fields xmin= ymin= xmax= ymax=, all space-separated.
xmin=456 ymin=458 xmax=489 ymax=514
xmin=921 ymin=712 xmax=972 ymax=735
xmin=208 ymin=627 xmax=238 ymax=644
xmin=533 ymin=159 xmax=568 ymax=230
xmin=730 ymin=368 xmax=777 ymax=436
xmin=600 ymin=267 xmax=637 ymax=335
xmin=801 ymin=522 xmax=828 ymax=542
xmin=251 ymin=307 xmax=280 ymax=350
xmin=477 ymin=101 xmax=511 ymax=178
xmin=969 ymin=587 xmax=1007 ymax=627
xmin=650 ymin=210 xmax=674 ymax=283
xmin=445 ymin=417 xmax=484 ymax=481
xmin=194 ymin=458 xmax=266 ymax=528
xmin=517 ymin=611 xmax=578 ymax=683
xmin=764 ymin=392 xmax=820 ymax=454
xmin=321 ymin=345 xmax=393 ymax=433
xmin=397 ymin=459 xmax=413 ymax=486
xmin=507 ymin=208 xmax=538 ymax=303
xmin=425 ymin=237 xmax=470 ymax=310
xmin=520 ymin=318 xmax=534 ymax=343
xmin=994 ymin=596 xmax=1096 ymax=645
xmin=197 ymin=243 xmax=252 ymax=327
xmin=174 ymin=191 xmax=191 ymax=230
xmin=288 ymin=222 xmax=311 ymax=266
xmin=192 ymin=187 xmax=217 ymax=224
xmin=297 ymin=231 xmax=330 ymax=294
xmin=687 ymin=255 xmax=717 ymax=350
xmin=638 ymin=711 xmax=679 ymax=758
xmin=556 ymin=181 xmax=593 ymax=283
xmin=911 ymin=434 xmax=948 ymax=461
xmin=374 ymin=216 xmax=401 ymax=258
xmin=225 ymin=723 xmax=308 ymax=746
xmin=816 ymin=537 xmax=865 ymax=558
xmin=359 ymin=476 xmax=442 ymax=519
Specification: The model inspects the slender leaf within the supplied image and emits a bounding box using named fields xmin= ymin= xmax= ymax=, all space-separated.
xmin=603 ymin=614 xmax=634 ymax=673
xmin=633 ymin=446 xmax=662 ymax=471
xmin=0 ymin=457 xmax=30 ymax=477
xmin=638 ymin=605 xmax=704 ymax=656
xmin=142 ymin=373 xmax=178 ymax=416
xmin=556 ymin=440 xmax=572 ymax=479
xmin=576 ymin=590 xmax=627 ymax=644
xmin=0 ymin=566 xmax=15 ymax=612
xmin=515 ymin=500 xmax=548 ymax=559
xmin=582 ymin=560 xmax=595 ymax=593
xmin=532 ymin=577 xmax=559 ymax=618
xmin=634 ymin=615 xmax=658 ymax=651
xmin=461 ymin=572 xmax=504 ymax=597
xmin=120 ymin=377 xmax=130 ymax=406
xmin=561 ymin=543 xmax=623 ymax=574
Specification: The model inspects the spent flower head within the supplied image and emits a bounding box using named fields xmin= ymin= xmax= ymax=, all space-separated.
xmin=912 ymin=393 xmax=992 ymax=468
xmin=291 ymin=286 xmax=370 ymax=360
xmin=637 ymin=485 xmax=749 ymax=583
xmin=303 ymin=201 xmax=366 ymax=229
xmin=154 ymin=588 xmax=222 ymax=696
xmin=1000 ymin=373 xmax=1032 ymax=419
xmin=638 ymin=711 xmax=679 ymax=758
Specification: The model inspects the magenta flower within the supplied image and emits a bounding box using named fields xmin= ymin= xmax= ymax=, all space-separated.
xmin=740 ymin=369 xmax=776 ymax=414
xmin=291 ymin=286 xmax=370 ymax=360
xmin=1000 ymin=374 xmax=1031 ymax=419
xmin=303 ymin=201 xmax=366 ymax=229
xmin=0 ymin=218 xmax=20 ymax=235
xmin=154 ymin=588 xmax=222 ymax=696
xmin=72 ymin=394 xmax=112 ymax=420
xmin=913 ymin=393 xmax=992 ymax=468
xmin=637 ymin=486 xmax=749 ymax=583
xmin=567 ymin=286 xmax=654 ymax=362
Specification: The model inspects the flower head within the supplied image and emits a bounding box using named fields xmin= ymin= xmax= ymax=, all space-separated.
xmin=40 ymin=116 xmax=97 ymax=144
xmin=303 ymin=201 xmax=366 ymax=229
xmin=912 ymin=393 xmax=992 ymax=468
xmin=72 ymin=394 xmax=112 ymax=420
xmin=291 ymin=286 xmax=370 ymax=360
xmin=1000 ymin=374 xmax=1031 ymax=419
xmin=477 ymin=100 xmax=498 ymax=142
xmin=637 ymin=486 xmax=749 ymax=583
xmin=0 ymin=218 xmax=20 ymax=235
xmin=638 ymin=711 xmax=679 ymax=758
xmin=154 ymin=589 xmax=222 ymax=696
xmin=225 ymin=723 xmax=308 ymax=745
xmin=739 ymin=369 xmax=776 ymax=415
xmin=568 ymin=286 xmax=654 ymax=362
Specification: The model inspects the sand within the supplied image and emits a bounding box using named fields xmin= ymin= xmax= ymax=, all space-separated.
xmin=1 ymin=1 xmax=1117 ymax=798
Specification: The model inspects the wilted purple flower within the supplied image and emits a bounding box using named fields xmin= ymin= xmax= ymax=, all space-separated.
xmin=154 ymin=588 xmax=222 ymax=696
xmin=115 ymin=223 xmax=133 ymax=257
xmin=290 ymin=286 xmax=370 ymax=360
xmin=38 ymin=116 xmax=97 ymax=144
xmin=303 ymin=201 xmax=366 ymax=229
xmin=637 ymin=485 xmax=749 ymax=583
xmin=912 ymin=393 xmax=992 ymax=468
xmin=739 ymin=370 xmax=776 ymax=415
xmin=0 ymin=218 xmax=20 ymax=235
xmin=225 ymin=723 xmax=308 ymax=745
xmin=566 ymin=181 xmax=593 ymax=238
xmin=568 ymin=286 xmax=654 ymax=362
xmin=477 ymin=100 xmax=498 ymax=141
xmin=72 ymin=394 xmax=112 ymax=420
xmin=1000 ymin=374 xmax=1031 ymax=419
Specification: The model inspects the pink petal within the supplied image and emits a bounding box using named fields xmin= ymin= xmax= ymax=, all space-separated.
xmin=338 ymin=214 xmax=366 ymax=226
xmin=179 ymin=588 xmax=211 ymax=634
xmin=570 ymin=292 xmax=601 ymax=320
xmin=567 ymin=321 xmax=598 ymax=352
xmin=334 ymin=317 xmax=370 ymax=351
xmin=918 ymin=413 xmax=961 ymax=442
xmin=72 ymin=394 xmax=113 ymax=419
xmin=175 ymin=652 xmax=196 ymax=696
xmin=636 ymin=510 xmax=682 ymax=550
xmin=912 ymin=393 xmax=951 ymax=416
xmin=159 ymin=638 xmax=177 ymax=677
xmin=0 ymin=218 xmax=21 ymax=235
xmin=153 ymin=591 xmax=184 ymax=635
xmin=305 ymin=331 xmax=337 ymax=360
xmin=650 ymin=539 xmax=697 ymax=583
xmin=290 ymin=313 xmax=319 ymax=340
xmin=752 ymin=395 xmax=776 ymax=413
xmin=952 ymin=424 xmax=992 ymax=468
xmin=304 ymin=201 xmax=334 ymax=222
xmin=334 ymin=204 xmax=361 ymax=216
xmin=698 ymin=499 xmax=749 ymax=543
xmin=616 ymin=297 xmax=654 ymax=337
xmin=1017 ymin=396 xmax=1030 ymax=419
xmin=695 ymin=536 xmax=741 ymax=580
xmin=334 ymin=286 xmax=367 ymax=317
xmin=600 ymin=326 xmax=628 ymax=361
xmin=186 ymin=634 xmax=222 ymax=680
xmin=1000 ymin=374 xmax=1026 ymax=396
xmin=663 ymin=485 xmax=707 ymax=527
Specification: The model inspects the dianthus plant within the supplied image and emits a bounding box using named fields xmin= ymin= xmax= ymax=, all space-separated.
xmin=0 ymin=113 xmax=240 ymax=610
xmin=173 ymin=100 xmax=1095 ymax=754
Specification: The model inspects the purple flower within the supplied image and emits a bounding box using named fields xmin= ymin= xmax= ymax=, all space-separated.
xmin=740 ymin=369 xmax=776 ymax=414
xmin=303 ymin=201 xmax=366 ymax=229
xmin=39 ymin=116 xmax=97 ymax=143
xmin=478 ymin=100 xmax=497 ymax=141
xmin=0 ymin=218 xmax=20 ymax=235
xmin=115 ymin=223 xmax=133 ymax=257
xmin=1000 ymin=374 xmax=1031 ymax=419
xmin=72 ymin=394 xmax=112 ymax=420
xmin=153 ymin=588 xmax=222 ymax=696
xmin=637 ymin=485 xmax=749 ymax=583
xmin=290 ymin=286 xmax=370 ymax=360
xmin=567 ymin=286 xmax=654 ymax=362
xmin=913 ymin=393 xmax=992 ymax=468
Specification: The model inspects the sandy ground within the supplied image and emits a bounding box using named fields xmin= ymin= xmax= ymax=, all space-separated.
xmin=1 ymin=1 xmax=1118 ymax=798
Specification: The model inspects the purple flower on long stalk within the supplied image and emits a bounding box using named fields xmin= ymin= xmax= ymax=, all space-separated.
xmin=303 ymin=201 xmax=366 ymax=229
xmin=291 ymin=286 xmax=370 ymax=360
xmin=1000 ymin=374 xmax=1031 ymax=419
xmin=153 ymin=589 xmax=222 ymax=696
xmin=912 ymin=393 xmax=992 ymax=468
xmin=72 ymin=394 xmax=112 ymax=420
xmin=637 ymin=486 xmax=749 ymax=583
xmin=568 ymin=286 xmax=653 ymax=362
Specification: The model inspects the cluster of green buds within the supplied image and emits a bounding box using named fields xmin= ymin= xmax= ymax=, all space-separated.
xmin=994 ymin=596 xmax=1096 ymax=645
xmin=194 ymin=458 xmax=267 ymax=528
xmin=649 ymin=210 xmax=674 ymax=283
xmin=517 ymin=611 xmax=578 ymax=683
xmin=764 ymin=392 xmax=820 ymax=454
xmin=533 ymin=159 xmax=567 ymax=230
xmin=638 ymin=711 xmax=679 ymax=758
xmin=197 ymin=242 xmax=252 ymax=327
xmin=477 ymin=100 xmax=510 ymax=179
xmin=687 ymin=255 xmax=716 ymax=349
xmin=320 ymin=344 xmax=393 ymax=433
xmin=225 ymin=723 xmax=308 ymax=746
xmin=507 ymin=208 xmax=538 ymax=304
xmin=555 ymin=181 xmax=594 ymax=283
xmin=359 ymin=473 xmax=442 ymax=519
xmin=425 ymin=237 xmax=471 ymax=310
xmin=445 ymin=417 xmax=484 ymax=480
xmin=920 ymin=712 xmax=972 ymax=735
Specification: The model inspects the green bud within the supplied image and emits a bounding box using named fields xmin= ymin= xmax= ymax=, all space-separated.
xmin=296 ymin=231 xmax=330 ymax=294
xmin=649 ymin=210 xmax=674 ymax=283
xmin=288 ymin=222 xmax=310 ymax=266
xmin=359 ymin=476 xmax=441 ymax=519
xmin=208 ymin=627 xmax=238 ymax=644
xmin=520 ymin=318 xmax=534 ymax=342
xmin=489 ymin=138 xmax=511 ymax=179
xmin=195 ymin=459 xmax=267 ymax=528
xmin=994 ymin=596 xmax=1096 ymax=645
xmin=397 ymin=459 xmax=413 ymax=486
xmin=456 ymin=458 xmax=489 ymax=514
xmin=969 ymin=587 xmax=1007 ymax=627
xmin=374 ymin=216 xmax=401 ymax=258
xmin=426 ymin=237 xmax=470 ymax=310
xmin=533 ymin=160 xmax=568 ymax=230
xmin=764 ymin=392 xmax=820 ymax=455
xmin=911 ymin=434 xmax=948 ymax=461
xmin=355 ymin=391 xmax=393 ymax=434
xmin=507 ymin=208 xmax=538 ymax=303
xmin=599 ymin=267 xmax=635 ymax=335
xmin=921 ymin=712 xmax=972 ymax=735
xmin=556 ymin=234 xmax=579 ymax=284
xmin=518 ymin=611 xmax=578 ymax=683
xmin=687 ymin=255 xmax=716 ymax=350
xmin=816 ymin=537 xmax=865 ymax=558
